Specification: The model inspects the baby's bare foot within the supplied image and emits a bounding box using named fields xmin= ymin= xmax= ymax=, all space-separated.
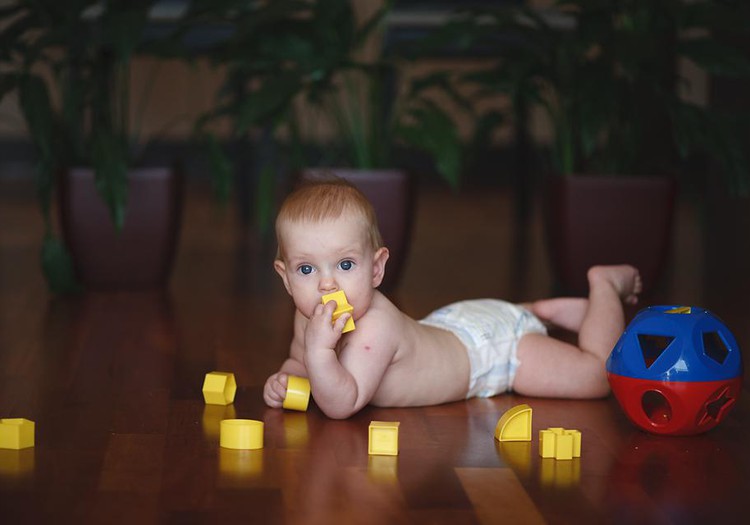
xmin=588 ymin=265 xmax=642 ymax=305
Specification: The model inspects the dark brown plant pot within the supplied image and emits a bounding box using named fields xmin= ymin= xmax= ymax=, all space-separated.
xmin=545 ymin=174 xmax=677 ymax=297
xmin=59 ymin=166 xmax=184 ymax=290
xmin=301 ymin=168 xmax=415 ymax=291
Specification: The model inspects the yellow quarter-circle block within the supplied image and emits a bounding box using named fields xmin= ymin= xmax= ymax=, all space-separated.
xmin=494 ymin=404 xmax=533 ymax=442
xmin=369 ymin=421 xmax=400 ymax=456
xmin=322 ymin=290 xmax=355 ymax=333
xmin=220 ymin=419 xmax=264 ymax=450
xmin=0 ymin=418 xmax=35 ymax=450
xmin=203 ymin=371 xmax=237 ymax=406
xmin=283 ymin=375 xmax=311 ymax=412
xmin=539 ymin=427 xmax=581 ymax=460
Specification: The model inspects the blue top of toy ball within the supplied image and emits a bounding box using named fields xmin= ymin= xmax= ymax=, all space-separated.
xmin=606 ymin=305 xmax=742 ymax=382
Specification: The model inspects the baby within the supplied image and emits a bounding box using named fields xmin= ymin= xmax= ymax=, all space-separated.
xmin=263 ymin=177 xmax=642 ymax=419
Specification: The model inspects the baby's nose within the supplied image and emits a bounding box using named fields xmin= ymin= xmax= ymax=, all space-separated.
xmin=318 ymin=275 xmax=338 ymax=293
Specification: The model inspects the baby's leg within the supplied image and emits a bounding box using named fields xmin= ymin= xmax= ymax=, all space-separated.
xmin=513 ymin=265 xmax=642 ymax=398
xmin=527 ymin=297 xmax=589 ymax=332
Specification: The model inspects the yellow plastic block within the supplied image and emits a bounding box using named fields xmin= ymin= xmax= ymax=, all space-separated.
xmin=0 ymin=418 xmax=35 ymax=450
xmin=539 ymin=429 xmax=556 ymax=458
xmin=368 ymin=421 xmax=400 ymax=456
xmin=494 ymin=403 xmax=532 ymax=442
xmin=322 ymin=290 xmax=355 ymax=333
xmin=202 ymin=371 xmax=237 ymax=406
xmin=283 ymin=375 xmax=311 ymax=412
xmin=565 ymin=429 xmax=582 ymax=457
xmin=665 ymin=306 xmax=692 ymax=314
xmin=554 ymin=433 xmax=574 ymax=460
xmin=220 ymin=419 xmax=264 ymax=450
xmin=539 ymin=427 xmax=581 ymax=460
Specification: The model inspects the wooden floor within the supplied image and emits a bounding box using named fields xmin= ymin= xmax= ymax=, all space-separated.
xmin=1 ymin=179 xmax=749 ymax=524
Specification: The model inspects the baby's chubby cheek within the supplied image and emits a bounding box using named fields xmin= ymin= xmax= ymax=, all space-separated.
xmin=292 ymin=295 xmax=320 ymax=319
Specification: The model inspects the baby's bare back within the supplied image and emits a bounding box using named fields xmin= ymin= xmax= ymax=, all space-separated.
xmin=367 ymin=295 xmax=470 ymax=407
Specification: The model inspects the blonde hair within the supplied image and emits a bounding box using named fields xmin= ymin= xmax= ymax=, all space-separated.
xmin=275 ymin=176 xmax=383 ymax=260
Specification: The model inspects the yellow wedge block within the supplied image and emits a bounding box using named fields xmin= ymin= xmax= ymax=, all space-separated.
xmin=494 ymin=404 xmax=533 ymax=442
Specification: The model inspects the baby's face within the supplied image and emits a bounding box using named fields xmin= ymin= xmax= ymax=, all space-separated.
xmin=275 ymin=215 xmax=383 ymax=319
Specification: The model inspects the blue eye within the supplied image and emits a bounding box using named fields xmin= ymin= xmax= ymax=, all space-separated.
xmin=338 ymin=260 xmax=354 ymax=271
xmin=299 ymin=264 xmax=313 ymax=275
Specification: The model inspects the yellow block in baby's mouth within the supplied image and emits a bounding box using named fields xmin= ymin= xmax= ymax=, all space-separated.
xmin=322 ymin=290 xmax=355 ymax=333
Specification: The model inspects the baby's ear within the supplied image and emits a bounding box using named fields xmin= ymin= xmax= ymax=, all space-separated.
xmin=274 ymin=259 xmax=292 ymax=295
xmin=371 ymin=247 xmax=390 ymax=288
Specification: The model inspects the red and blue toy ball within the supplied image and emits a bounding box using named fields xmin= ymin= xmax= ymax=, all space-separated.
xmin=606 ymin=305 xmax=742 ymax=436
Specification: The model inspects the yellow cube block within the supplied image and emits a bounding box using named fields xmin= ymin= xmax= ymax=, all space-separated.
xmin=0 ymin=418 xmax=35 ymax=450
xmin=322 ymin=290 xmax=355 ymax=333
xmin=369 ymin=421 xmax=400 ymax=456
xmin=220 ymin=419 xmax=264 ymax=450
xmin=283 ymin=375 xmax=311 ymax=412
xmin=202 ymin=371 xmax=237 ymax=406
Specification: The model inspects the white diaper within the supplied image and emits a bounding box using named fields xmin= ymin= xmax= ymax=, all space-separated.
xmin=419 ymin=299 xmax=547 ymax=398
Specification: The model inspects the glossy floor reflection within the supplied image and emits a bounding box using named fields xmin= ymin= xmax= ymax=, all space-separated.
xmin=1 ymin=179 xmax=749 ymax=524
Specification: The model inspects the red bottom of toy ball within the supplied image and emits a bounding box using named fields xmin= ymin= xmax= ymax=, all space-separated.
xmin=607 ymin=373 xmax=742 ymax=435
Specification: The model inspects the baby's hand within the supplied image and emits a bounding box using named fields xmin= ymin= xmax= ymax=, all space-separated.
xmin=305 ymin=300 xmax=350 ymax=353
xmin=263 ymin=372 xmax=289 ymax=408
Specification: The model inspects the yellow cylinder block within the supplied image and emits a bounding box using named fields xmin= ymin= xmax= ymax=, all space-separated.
xmin=283 ymin=375 xmax=311 ymax=412
xmin=219 ymin=419 xmax=264 ymax=450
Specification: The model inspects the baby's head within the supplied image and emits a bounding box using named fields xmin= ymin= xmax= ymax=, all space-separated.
xmin=275 ymin=176 xmax=383 ymax=262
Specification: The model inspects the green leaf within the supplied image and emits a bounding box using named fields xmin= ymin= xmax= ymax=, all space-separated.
xmin=91 ymin=130 xmax=129 ymax=230
xmin=18 ymin=74 xmax=55 ymax=158
xmin=18 ymin=74 xmax=58 ymax=222
xmin=235 ymin=73 xmax=301 ymax=133
xmin=41 ymin=234 xmax=81 ymax=295
xmin=396 ymin=103 xmax=462 ymax=188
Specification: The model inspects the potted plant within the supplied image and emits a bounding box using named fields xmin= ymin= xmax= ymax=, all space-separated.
xmin=193 ymin=0 xmax=468 ymax=289
xmin=186 ymin=0 xmax=330 ymax=234
xmin=0 ymin=0 xmax=188 ymax=293
xmin=295 ymin=0 xmax=469 ymax=290
xmin=434 ymin=0 xmax=750 ymax=295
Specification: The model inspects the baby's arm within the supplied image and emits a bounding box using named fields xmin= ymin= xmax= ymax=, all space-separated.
xmin=304 ymin=301 xmax=396 ymax=419
xmin=263 ymin=310 xmax=307 ymax=408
